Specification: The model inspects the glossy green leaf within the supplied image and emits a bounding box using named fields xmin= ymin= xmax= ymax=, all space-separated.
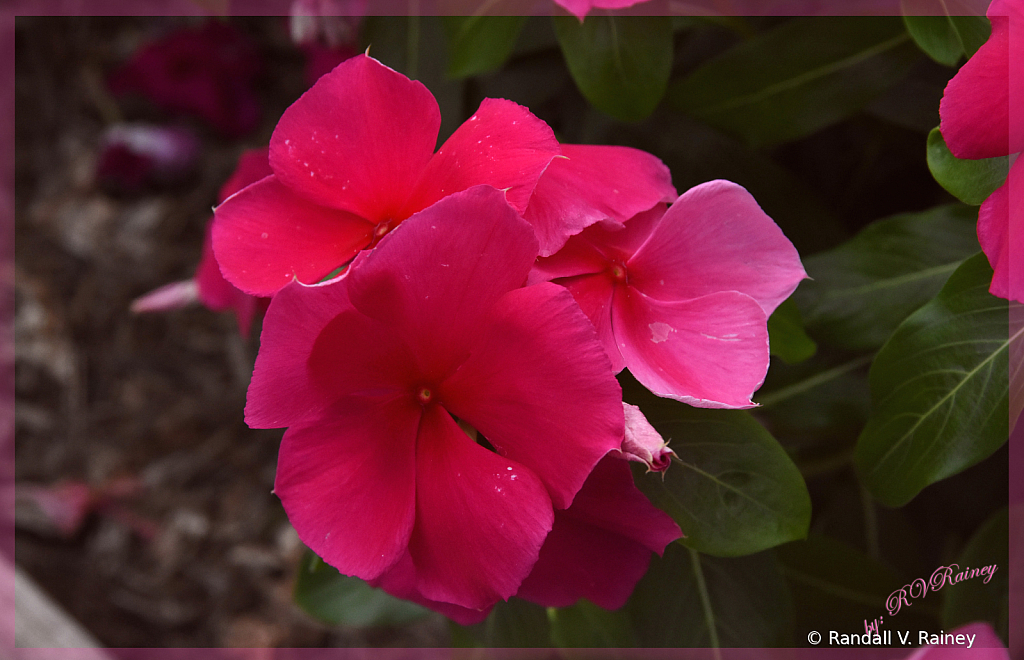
xmin=631 ymin=405 xmax=811 ymax=557
xmin=629 ymin=545 xmax=792 ymax=647
xmin=947 ymin=14 xmax=992 ymax=57
xmin=942 ymin=507 xmax=1009 ymax=641
xmin=903 ymin=15 xmax=965 ymax=65
xmin=668 ymin=17 xmax=920 ymax=148
xmin=794 ymin=204 xmax=980 ymax=351
xmin=927 ymin=127 xmax=1010 ymax=205
xmin=548 ymin=600 xmax=636 ymax=648
xmin=553 ymin=14 xmax=672 ymax=122
xmin=293 ymin=550 xmax=429 ymax=627
xmin=856 ymin=253 xmax=1018 ymax=506
xmin=451 ymin=598 xmax=551 ymax=647
xmin=768 ymin=298 xmax=818 ymax=365
xmin=778 ymin=534 xmax=937 ymax=635
xmin=443 ymin=15 xmax=528 ymax=78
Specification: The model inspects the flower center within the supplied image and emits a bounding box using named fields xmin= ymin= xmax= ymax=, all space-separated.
xmin=609 ymin=261 xmax=628 ymax=283
xmin=374 ymin=220 xmax=394 ymax=239
xmin=416 ymin=386 xmax=433 ymax=404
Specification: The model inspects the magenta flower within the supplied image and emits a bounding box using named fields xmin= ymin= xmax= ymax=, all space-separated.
xmin=524 ymin=143 xmax=677 ymax=257
xmin=531 ymin=180 xmax=806 ymax=407
xmin=371 ymin=453 xmax=681 ymax=623
xmin=212 ymin=54 xmax=560 ymax=296
xmin=247 ymin=186 xmax=624 ymax=611
xmin=108 ymin=21 xmax=262 ymax=138
xmin=554 ymin=0 xmax=649 ymax=21
xmin=95 ymin=123 xmax=200 ymax=194
xmin=132 ymin=148 xmax=272 ymax=335
xmin=939 ymin=0 xmax=1022 ymax=302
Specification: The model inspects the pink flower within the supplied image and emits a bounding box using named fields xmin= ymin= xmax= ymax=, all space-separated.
xmin=132 ymin=148 xmax=272 ymax=335
xmin=524 ymin=143 xmax=677 ymax=257
xmin=247 ymin=186 xmax=625 ymax=612
xmin=212 ymin=54 xmax=560 ymax=296
xmin=939 ymin=0 xmax=1023 ymax=302
xmin=554 ymin=0 xmax=649 ymax=21
xmin=903 ymin=622 xmax=1007 ymax=659
xmin=108 ymin=21 xmax=262 ymax=137
xmin=371 ymin=453 xmax=681 ymax=623
xmin=531 ymin=180 xmax=806 ymax=407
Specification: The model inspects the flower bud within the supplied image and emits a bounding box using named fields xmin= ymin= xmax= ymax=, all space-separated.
xmin=621 ymin=402 xmax=674 ymax=473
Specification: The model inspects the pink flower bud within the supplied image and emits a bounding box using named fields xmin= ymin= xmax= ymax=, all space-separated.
xmin=621 ymin=402 xmax=674 ymax=473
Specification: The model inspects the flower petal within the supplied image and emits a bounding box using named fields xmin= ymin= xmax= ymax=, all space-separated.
xmin=443 ymin=283 xmax=624 ymax=509
xmin=408 ymin=404 xmax=553 ymax=610
xmin=246 ymin=276 xmax=411 ymax=428
xmin=939 ymin=0 xmax=1024 ymax=159
xmin=269 ymin=54 xmax=440 ymax=221
xmin=345 ymin=186 xmax=539 ymax=379
xmin=557 ymin=272 xmax=622 ymax=372
xmin=628 ymin=181 xmax=806 ymax=316
xmin=978 ymin=156 xmax=1023 ymax=303
xmin=212 ymin=175 xmax=373 ymax=296
xmin=614 ymin=288 xmax=770 ymax=408
xmin=524 ymin=144 xmax=676 ymax=257
xmin=404 ymin=98 xmax=560 ymax=217
xmin=368 ymin=552 xmax=492 ymax=625
xmin=275 ymin=394 xmax=419 ymax=581
xmin=516 ymin=455 xmax=681 ymax=609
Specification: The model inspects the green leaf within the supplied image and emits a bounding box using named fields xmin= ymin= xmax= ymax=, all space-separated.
xmin=553 ymin=14 xmax=672 ymax=122
xmin=548 ymin=600 xmax=636 ymax=648
xmin=927 ymin=127 xmax=1010 ymax=205
xmin=452 ymin=598 xmax=551 ymax=647
xmin=855 ymin=253 xmax=1019 ymax=506
xmin=793 ymin=204 xmax=980 ymax=351
xmin=629 ymin=545 xmax=792 ymax=647
xmin=443 ymin=15 xmax=528 ymax=78
xmin=293 ymin=550 xmax=429 ymax=627
xmin=903 ymin=15 xmax=965 ymax=65
xmin=768 ymin=298 xmax=818 ymax=364
xmin=942 ymin=507 xmax=1009 ymax=641
xmin=631 ymin=404 xmax=811 ymax=557
xmin=778 ymin=534 xmax=937 ymax=634
xmin=948 ymin=15 xmax=992 ymax=57
xmin=668 ymin=17 xmax=920 ymax=147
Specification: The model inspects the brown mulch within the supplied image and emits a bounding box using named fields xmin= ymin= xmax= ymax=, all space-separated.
xmin=14 ymin=16 xmax=449 ymax=648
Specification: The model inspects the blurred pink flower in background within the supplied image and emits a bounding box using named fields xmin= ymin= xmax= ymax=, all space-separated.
xmin=132 ymin=148 xmax=272 ymax=335
xmin=939 ymin=0 xmax=1022 ymax=302
xmin=95 ymin=123 xmax=200 ymax=194
xmin=289 ymin=0 xmax=363 ymax=85
xmin=108 ymin=20 xmax=263 ymax=137
xmin=553 ymin=0 xmax=649 ymax=20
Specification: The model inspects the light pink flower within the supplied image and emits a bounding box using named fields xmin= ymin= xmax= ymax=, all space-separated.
xmin=939 ymin=0 xmax=1022 ymax=302
xmin=531 ymin=180 xmax=806 ymax=407
xmin=247 ymin=186 xmax=624 ymax=611
xmin=212 ymin=54 xmax=560 ymax=296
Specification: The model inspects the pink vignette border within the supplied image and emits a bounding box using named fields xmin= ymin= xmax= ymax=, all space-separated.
xmin=3 ymin=0 xmax=1017 ymax=657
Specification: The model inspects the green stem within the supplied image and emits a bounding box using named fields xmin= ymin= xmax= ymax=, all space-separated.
xmin=688 ymin=547 xmax=721 ymax=655
xmin=755 ymin=354 xmax=873 ymax=408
